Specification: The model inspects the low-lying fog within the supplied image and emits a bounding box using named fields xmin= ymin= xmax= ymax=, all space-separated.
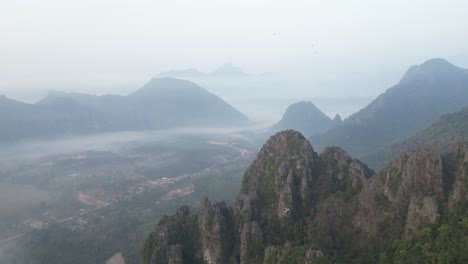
xmin=0 ymin=125 xmax=268 ymax=163
xmin=0 ymin=124 xmax=267 ymax=263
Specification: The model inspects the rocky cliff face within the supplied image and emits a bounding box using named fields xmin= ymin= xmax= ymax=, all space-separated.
xmin=445 ymin=143 xmax=468 ymax=217
xmin=199 ymin=198 xmax=236 ymax=264
xmin=142 ymin=206 xmax=200 ymax=264
xmin=378 ymin=147 xmax=444 ymax=238
xmin=143 ymin=130 xmax=468 ymax=264
xmin=235 ymin=131 xmax=318 ymax=263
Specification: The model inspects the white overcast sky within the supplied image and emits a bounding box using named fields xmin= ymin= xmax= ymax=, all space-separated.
xmin=1 ymin=0 xmax=468 ymax=101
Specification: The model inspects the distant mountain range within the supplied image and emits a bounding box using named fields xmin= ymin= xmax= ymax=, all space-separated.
xmin=309 ymin=58 xmax=468 ymax=157
xmin=0 ymin=78 xmax=248 ymax=143
xmin=158 ymin=62 xmax=276 ymax=78
xmin=273 ymin=101 xmax=342 ymax=136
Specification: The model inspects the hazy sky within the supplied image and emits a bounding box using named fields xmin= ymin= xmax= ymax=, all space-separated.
xmin=1 ymin=0 xmax=468 ymax=102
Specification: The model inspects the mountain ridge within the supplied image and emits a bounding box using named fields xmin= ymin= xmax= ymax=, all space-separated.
xmin=360 ymin=106 xmax=468 ymax=170
xmin=310 ymin=58 xmax=468 ymax=157
xmin=0 ymin=78 xmax=248 ymax=143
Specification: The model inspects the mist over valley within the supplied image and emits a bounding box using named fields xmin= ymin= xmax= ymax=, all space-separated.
xmin=1 ymin=1 xmax=468 ymax=263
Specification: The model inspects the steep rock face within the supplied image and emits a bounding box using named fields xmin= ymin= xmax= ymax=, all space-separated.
xmin=199 ymin=198 xmax=236 ymax=264
xmin=380 ymin=147 xmax=443 ymax=207
xmin=239 ymin=221 xmax=263 ymax=264
xmin=142 ymin=206 xmax=202 ymax=264
xmin=316 ymin=146 xmax=372 ymax=198
xmin=238 ymin=130 xmax=317 ymax=221
xmin=144 ymin=131 xmax=468 ymax=264
xmin=377 ymin=147 xmax=444 ymax=238
xmin=305 ymin=146 xmax=374 ymax=257
xmin=446 ymin=143 xmax=468 ymax=217
xmin=352 ymin=147 xmax=445 ymax=246
xmin=236 ymin=130 xmax=318 ymax=263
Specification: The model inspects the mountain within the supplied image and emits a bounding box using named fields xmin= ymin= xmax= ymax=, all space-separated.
xmin=0 ymin=78 xmax=248 ymax=143
xmin=0 ymin=95 xmax=103 ymax=142
xmin=310 ymin=58 xmax=468 ymax=157
xmin=332 ymin=113 xmax=342 ymax=125
xmin=361 ymin=106 xmax=468 ymax=170
xmin=126 ymin=78 xmax=249 ymax=128
xmin=274 ymin=101 xmax=342 ymax=136
xmin=142 ymin=130 xmax=468 ymax=263
xmin=210 ymin=62 xmax=248 ymax=76
xmin=42 ymin=78 xmax=249 ymax=130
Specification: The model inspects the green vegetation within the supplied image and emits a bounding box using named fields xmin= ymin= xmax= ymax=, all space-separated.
xmin=378 ymin=217 xmax=468 ymax=264
xmin=141 ymin=212 xmax=202 ymax=264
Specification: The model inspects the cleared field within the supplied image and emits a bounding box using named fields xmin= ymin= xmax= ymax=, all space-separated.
xmin=0 ymin=183 xmax=51 ymax=215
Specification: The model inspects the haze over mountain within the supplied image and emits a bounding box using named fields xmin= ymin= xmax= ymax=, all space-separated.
xmin=158 ymin=69 xmax=206 ymax=78
xmin=157 ymin=63 xmax=253 ymax=78
xmin=4 ymin=1 xmax=468 ymax=105
xmin=0 ymin=78 xmax=248 ymax=143
xmin=211 ymin=62 xmax=248 ymax=76
xmin=143 ymin=130 xmax=468 ymax=263
xmin=0 ymin=95 xmax=104 ymax=142
xmin=310 ymin=58 xmax=468 ymax=157
xmin=274 ymin=101 xmax=342 ymax=136
xmin=361 ymin=106 xmax=468 ymax=170
xmin=2 ymin=1 xmax=468 ymax=263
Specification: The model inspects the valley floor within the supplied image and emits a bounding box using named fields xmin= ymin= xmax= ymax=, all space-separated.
xmin=0 ymin=130 xmax=259 ymax=264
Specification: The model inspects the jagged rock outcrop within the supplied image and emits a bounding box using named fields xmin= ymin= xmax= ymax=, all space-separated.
xmin=235 ymin=131 xmax=318 ymax=263
xmin=377 ymin=147 xmax=444 ymax=238
xmin=238 ymin=130 xmax=317 ymax=222
xmin=142 ymin=206 xmax=202 ymax=264
xmin=143 ymin=130 xmax=468 ymax=264
xmin=199 ymin=198 xmax=236 ymax=264
xmin=445 ymin=143 xmax=468 ymax=217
